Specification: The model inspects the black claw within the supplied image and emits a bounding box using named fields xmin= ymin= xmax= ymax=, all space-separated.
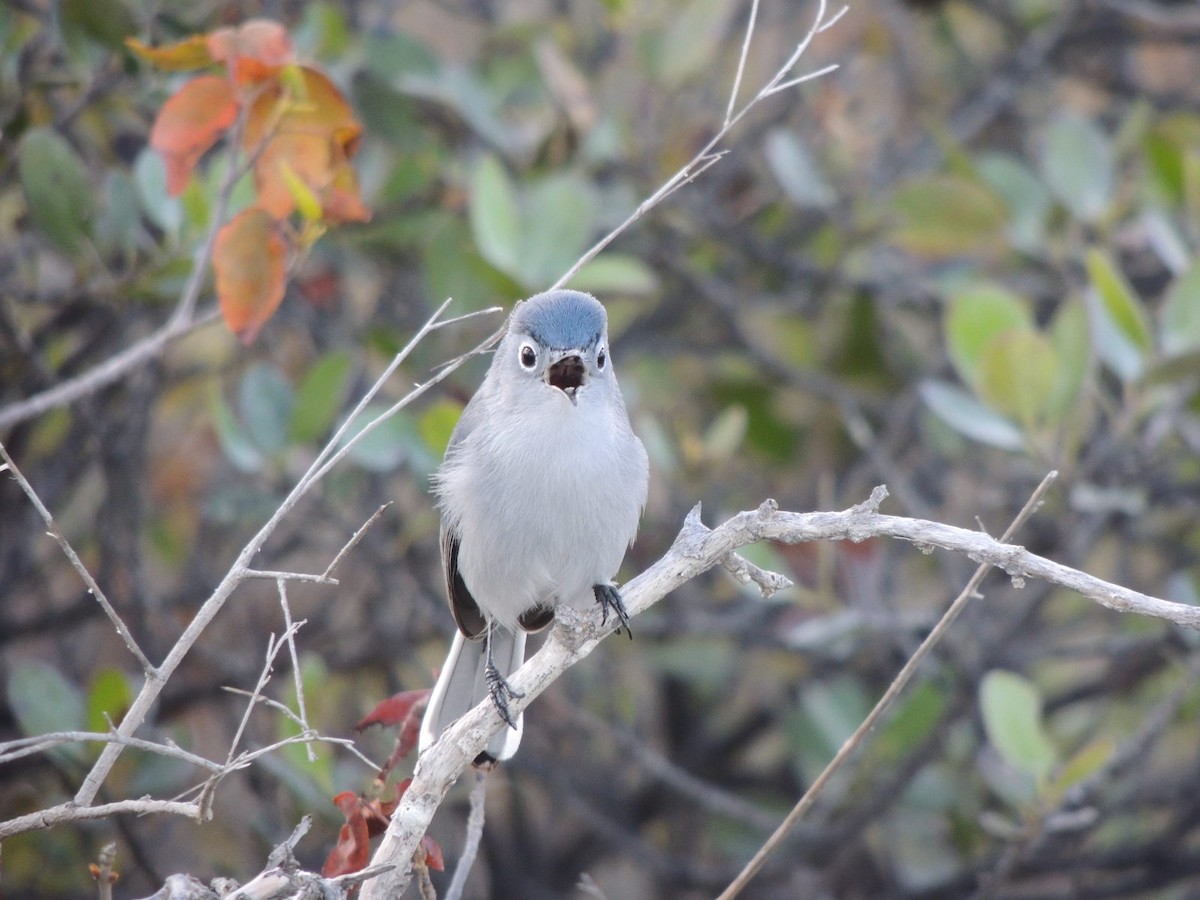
xmin=484 ymin=657 xmax=523 ymax=730
xmin=593 ymin=583 xmax=633 ymax=639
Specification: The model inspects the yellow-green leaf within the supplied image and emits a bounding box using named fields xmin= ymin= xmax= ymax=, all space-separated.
xmin=889 ymin=175 xmax=1008 ymax=258
xmin=977 ymin=328 xmax=1060 ymax=429
xmin=945 ymin=284 xmax=1033 ymax=389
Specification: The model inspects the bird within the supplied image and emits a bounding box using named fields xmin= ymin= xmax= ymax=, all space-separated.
xmin=418 ymin=289 xmax=649 ymax=762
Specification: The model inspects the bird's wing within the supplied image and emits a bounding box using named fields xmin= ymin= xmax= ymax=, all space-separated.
xmin=439 ymin=390 xmax=490 ymax=639
xmin=442 ymin=526 xmax=487 ymax=639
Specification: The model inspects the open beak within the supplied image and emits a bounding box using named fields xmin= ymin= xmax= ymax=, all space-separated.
xmin=547 ymin=354 xmax=586 ymax=404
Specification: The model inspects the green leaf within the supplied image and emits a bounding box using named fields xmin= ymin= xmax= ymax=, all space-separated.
xmin=418 ymin=399 xmax=462 ymax=458
xmin=1040 ymin=114 xmax=1114 ymax=223
xmin=60 ymin=0 xmax=135 ymax=50
xmin=977 ymin=328 xmax=1060 ymax=430
xmin=979 ymin=670 xmax=1059 ymax=781
xmin=134 ymin=147 xmax=183 ymax=239
xmin=1142 ymin=113 xmax=1200 ymax=206
xmin=875 ymin=681 xmax=948 ymax=759
xmin=654 ymin=0 xmax=733 ymax=87
xmin=567 ymin=254 xmax=659 ymax=295
xmin=86 ymin=668 xmax=133 ymax=733
xmin=1161 ymin=262 xmax=1200 ymax=356
xmin=919 ymin=380 xmax=1024 ymax=451
xmin=340 ymin=403 xmax=410 ymax=472
xmin=944 ymin=283 xmax=1033 ymax=388
xmin=469 ymin=154 xmax=521 ymax=276
xmin=889 ymin=175 xmax=1007 ymax=258
xmin=94 ymin=169 xmax=143 ymax=260
xmin=290 ymin=351 xmax=352 ymax=443
xmin=19 ymin=127 xmax=94 ymax=254
xmin=1086 ymin=248 xmax=1150 ymax=382
xmin=209 ymin=384 xmax=264 ymax=473
xmin=1086 ymin=249 xmax=1151 ymax=351
xmin=518 ymin=173 xmax=596 ymax=287
xmin=1050 ymin=737 xmax=1113 ymax=798
xmin=975 ymin=152 xmax=1050 ymax=252
xmin=238 ymin=363 xmax=296 ymax=456
xmin=7 ymin=662 xmax=86 ymax=765
xmin=363 ymin=31 xmax=439 ymax=79
xmin=799 ymin=677 xmax=872 ymax=757
xmin=294 ymin=1 xmax=351 ymax=59
xmin=1046 ymin=298 xmax=1090 ymax=418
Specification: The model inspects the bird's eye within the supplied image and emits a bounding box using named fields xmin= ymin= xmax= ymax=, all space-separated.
xmin=597 ymin=347 xmax=607 ymax=369
xmin=519 ymin=343 xmax=538 ymax=369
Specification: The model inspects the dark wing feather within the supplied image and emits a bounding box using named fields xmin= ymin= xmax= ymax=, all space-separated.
xmin=442 ymin=526 xmax=487 ymax=640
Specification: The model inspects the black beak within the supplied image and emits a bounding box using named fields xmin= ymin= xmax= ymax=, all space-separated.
xmin=547 ymin=355 xmax=586 ymax=402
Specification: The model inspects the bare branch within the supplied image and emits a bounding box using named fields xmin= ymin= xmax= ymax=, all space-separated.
xmin=68 ymin=297 xmax=480 ymax=811
xmin=361 ymin=473 xmax=1199 ymax=897
xmin=0 ymin=799 xmax=205 ymax=840
xmin=716 ymin=472 xmax=1059 ymax=899
xmin=720 ymin=550 xmax=794 ymax=598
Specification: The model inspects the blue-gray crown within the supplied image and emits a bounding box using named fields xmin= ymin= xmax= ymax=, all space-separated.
xmin=510 ymin=290 xmax=606 ymax=351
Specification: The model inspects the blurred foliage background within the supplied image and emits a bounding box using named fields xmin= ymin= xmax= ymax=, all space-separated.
xmin=4 ymin=0 xmax=1200 ymax=897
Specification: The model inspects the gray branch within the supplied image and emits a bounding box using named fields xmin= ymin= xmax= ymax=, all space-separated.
xmin=359 ymin=486 xmax=1197 ymax=897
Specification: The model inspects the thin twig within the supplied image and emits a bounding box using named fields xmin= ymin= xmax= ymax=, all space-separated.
xmin=277 ymin=578 xmax=316 ymax=763
xmin=715 ymin=472 xmax=1060 ymax=899
xmin=725 ymin=0 xmax=762 ymax=127
xmin=0 ymin=443 xmax=154 ymax=674
xmin=322 ymin=503 xmax=392 ymax=580
xmin=241 ymin=569 xmax=338 ymax=584
xmin=70 ymin=300 xmax=483 ymax=810
xmin=0 ymin=732 xmax=223 ymax=772
xmin=446 ymin=0 xmax=845 ymax=371
xmin=445 ymin=770 xmax=489 ymax=900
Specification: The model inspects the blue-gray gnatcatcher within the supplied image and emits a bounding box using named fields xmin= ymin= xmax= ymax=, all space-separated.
xmin=418 ymin=289 xmax=649 ymax=761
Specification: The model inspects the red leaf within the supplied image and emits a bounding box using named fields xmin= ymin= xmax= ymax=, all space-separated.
xmin=149 ymin=75 xmax=238 ymax=195
xmin=206 ymin=19 xmax=293 ymax=85
xmin=358 ymin=690 xmax=429 ymax=780
xmin=366 ymin=778 xmax=411 ymax=836
xmin=322 ymin=792 xmax=371 ymax=878
xmin=420 ymin=835 xmax=445 ymax=872
xmin=355 ymin=690 xmax=429 ymax=732
xmin=213 ymin=208 xmax=286 ymax=344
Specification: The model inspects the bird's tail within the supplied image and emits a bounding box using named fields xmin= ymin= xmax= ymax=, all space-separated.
xmin=419 ymin=627 xmax=526 ymax=761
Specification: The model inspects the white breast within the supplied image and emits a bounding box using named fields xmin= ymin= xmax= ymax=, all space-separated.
xmin=437 ymin=385 xmax=648 ymax=631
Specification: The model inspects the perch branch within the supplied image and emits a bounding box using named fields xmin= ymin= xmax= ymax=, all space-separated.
xmin=361 ymin=476 xmax=1196 ymax=897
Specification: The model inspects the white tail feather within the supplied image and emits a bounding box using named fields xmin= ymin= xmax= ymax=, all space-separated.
xmin=419 ymin=629 xmax=526 ymax=761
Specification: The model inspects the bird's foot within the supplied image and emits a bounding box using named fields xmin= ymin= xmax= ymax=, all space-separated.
xmin=593 ymin=583 xmax=632 ymax=639
xmin=484 ymin=657 xmax=524 ymax=730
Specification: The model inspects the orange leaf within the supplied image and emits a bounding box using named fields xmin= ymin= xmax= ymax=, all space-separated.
xmin=254 ymin=133 xmax=332 ymax=219
xmin=243 ymin=66 xmax=365 ymax=221
xmin=150 ymin=75 xmax=238 ymax=195
xmin=213 ymin=209 xmax=286 ymax=344
xmin=322 ymin=160 xmax=372 ymax=224
xmin=125 ymin=34 xmax=215 ymax=71
xmin=206 ymin=19 xmax=293 ymax=85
